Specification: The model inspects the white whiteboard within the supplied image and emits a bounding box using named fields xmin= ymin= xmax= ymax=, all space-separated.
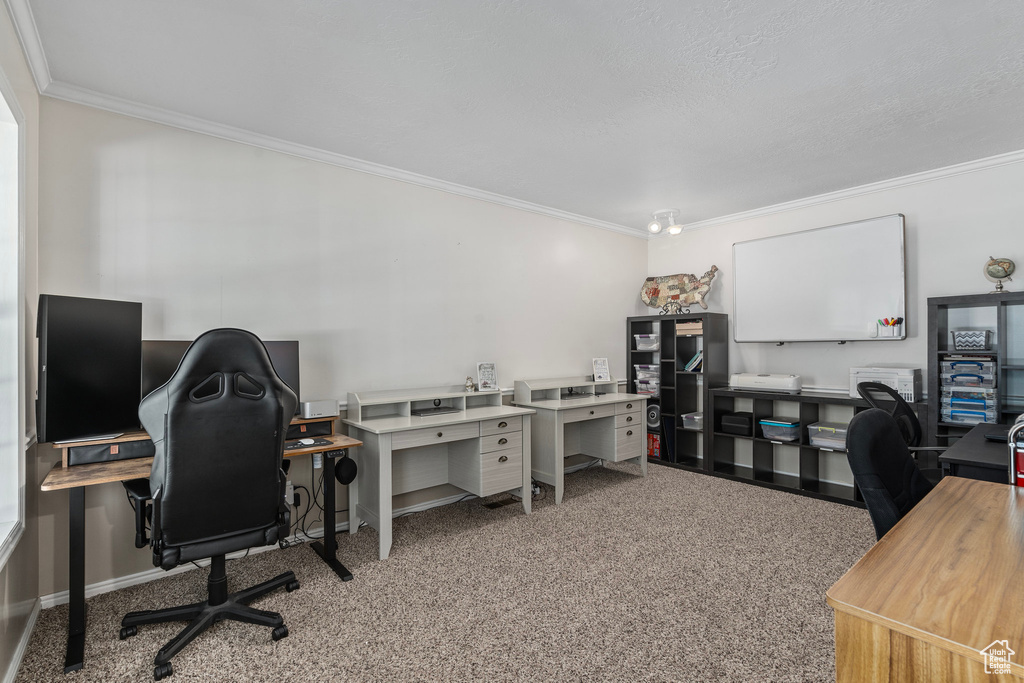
xmin=733 ymin=214 xmax=905 ymax=343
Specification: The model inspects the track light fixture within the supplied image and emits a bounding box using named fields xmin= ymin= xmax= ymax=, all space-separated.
xmin=648 ymin=209 xmax=683 ymax=235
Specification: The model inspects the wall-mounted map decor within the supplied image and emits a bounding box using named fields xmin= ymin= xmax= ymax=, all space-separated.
xmin=640 ymin=266 xmax=718 ymax=314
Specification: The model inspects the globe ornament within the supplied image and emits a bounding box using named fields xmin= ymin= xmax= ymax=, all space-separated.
xmin=984 ymin=256 xmax=1015 ymax=293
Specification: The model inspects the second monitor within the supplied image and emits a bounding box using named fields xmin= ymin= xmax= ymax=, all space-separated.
xmin=142 ymin=339 xmax=300 ymax=412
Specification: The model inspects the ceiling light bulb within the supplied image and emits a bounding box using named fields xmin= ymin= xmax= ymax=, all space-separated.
xmin=667 ymin=224 xmax=683 ymax=236
xmin=647 ymin=220 xmax=662 ymax=234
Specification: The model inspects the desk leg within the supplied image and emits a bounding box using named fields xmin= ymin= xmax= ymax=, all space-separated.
xmin=310 ymin=450 xmax=353 ymax=582
xmin=64 ymin=486 xmax=86 ymax=673
xmin=554 ymin=415 xmax=565 ymax=505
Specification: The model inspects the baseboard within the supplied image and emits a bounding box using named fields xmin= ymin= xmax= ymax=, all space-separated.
xmin=2 ymin=598 xmax=40 ymax=683
xmin=38 ymin=491 xmax=476 ymax=609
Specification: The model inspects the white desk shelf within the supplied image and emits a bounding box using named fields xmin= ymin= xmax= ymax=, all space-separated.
xmin=513 ymin=376 xmax=646 ymax=503
xmin=343 ymin=385 xmax=533 ymax=560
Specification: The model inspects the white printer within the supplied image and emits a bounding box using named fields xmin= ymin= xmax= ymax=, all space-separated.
xmin=849 ymin=367 xmax=921 ymax=402
xmin=729 ymin=373 xmax=802 ymax=393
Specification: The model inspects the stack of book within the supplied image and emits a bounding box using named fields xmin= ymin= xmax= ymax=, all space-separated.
xmin=676 ymin=321 xmax=704 ymax=335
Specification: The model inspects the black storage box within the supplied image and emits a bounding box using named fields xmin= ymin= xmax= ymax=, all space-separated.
xmin=68 ymin=438 xmax=155 ymax=466
xmin=721 ymin=412 xmax=753 ymax=437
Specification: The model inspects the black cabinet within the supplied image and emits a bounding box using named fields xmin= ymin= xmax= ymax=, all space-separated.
xmin=927 ymin=291 xmax=1024 ymax=446
xmin=626 ymin=313 xmax=728 ymax=470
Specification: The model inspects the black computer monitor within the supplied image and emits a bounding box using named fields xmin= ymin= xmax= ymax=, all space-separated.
xmin=142 ymin=339 xmax=300 ymax=411
xmin=36 ymin=294 xmax=143 ymax=443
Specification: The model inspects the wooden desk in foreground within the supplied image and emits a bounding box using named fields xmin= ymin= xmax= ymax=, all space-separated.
xmin=826 ymin=477 xmax=1024 ymax=682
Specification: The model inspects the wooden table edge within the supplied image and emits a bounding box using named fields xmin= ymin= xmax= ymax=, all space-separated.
xmin=827 ymin=594 xmax=1024 ymax=676
xmin=42 ymin=434 xmax=363 ymax=491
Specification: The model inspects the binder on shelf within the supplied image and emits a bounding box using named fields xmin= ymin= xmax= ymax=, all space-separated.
xmin=684 ymin=351 xmax=703 ymax=372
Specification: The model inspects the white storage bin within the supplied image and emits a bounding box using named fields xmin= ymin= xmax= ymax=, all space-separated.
xmin=633 ymin=364 xmax=659 ymax=380
xmin=635 ymin=379 xmax=659 ymax=397
xmin=941 ymin=407 xmax=997 ymax=424
xmin=941 ymin=358 xmax=995 ymax=375
xmin=808 ymin=421 xmax=848 ymax=449
xmin=633 ymin=334 xmax=660 ymax=351
xmin=759 ymin=418 xmax=800 ymax=442
xmin=681 ymin=411 xmax=703 ymax=430
xmin=941 ymin=370 xmax=996 ymax=389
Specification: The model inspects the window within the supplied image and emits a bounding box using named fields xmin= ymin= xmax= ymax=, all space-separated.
xmin=0 ymin=62 xmax=25 ymax=569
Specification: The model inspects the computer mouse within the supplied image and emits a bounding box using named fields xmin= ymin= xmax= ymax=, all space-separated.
xmin=299 ymin=438 xmax=315 ymax=445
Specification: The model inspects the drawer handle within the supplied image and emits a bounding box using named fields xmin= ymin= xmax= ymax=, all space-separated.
xmin=437 ymin=432 xmax=443 ymax=438
xmin=590 ymin=410 xmax=595 ymax=415
xmin=627 ymin=430 xmax=633 ymax=436
xmin=627 ymin=403 xmax=633 ymax=409
xmin=498 ymin=437 xmax=508 ymax=445
xmin=498 ymin=421 xmax=507 ymax=428
xmin=626 ymin=416 xmax=632 ymax=422
xmin=498 ymin=455 xmax=508 ymax=463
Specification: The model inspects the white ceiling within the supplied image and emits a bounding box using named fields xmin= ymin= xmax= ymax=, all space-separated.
xmin=10 ymin=0 xmax=1024 ymax=236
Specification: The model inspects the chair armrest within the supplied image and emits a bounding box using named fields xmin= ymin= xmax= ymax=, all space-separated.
xmin=122 ymin=478 xmax=152 ymax=548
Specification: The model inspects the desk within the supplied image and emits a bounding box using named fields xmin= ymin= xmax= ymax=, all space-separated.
xmin=513 ymin=377 xmax=647 ymax=504
xmin=938 ymin=422 xmax=1011 ymax=483
xmin=40 ymin=430 xmax=361 ymax=674
xmin=343 ymin=386 xmax=535 ymax=561
xmin=826 ymin=477 xmax=1024 ymax=682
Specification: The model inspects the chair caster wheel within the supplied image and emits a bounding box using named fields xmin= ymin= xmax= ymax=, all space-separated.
xmin=154 ymin=662 xmax=173 ymax=680
xmin=119 ymin=625 xmax=137 ymax=640
xmin=286 ymin=579 xmax=300 ymax=592
xmin=272 ymin=625 xmax=288 ymax=641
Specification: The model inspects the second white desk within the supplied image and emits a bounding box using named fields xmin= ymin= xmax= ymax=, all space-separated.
xmin=343 ymin=386 xmax=535 ymax=560
xmin=513 ymin=377 xmax=647 ymax=504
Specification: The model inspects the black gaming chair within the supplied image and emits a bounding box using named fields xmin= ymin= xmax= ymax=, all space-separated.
xmin=856 ymin=381 xmax=945 ymax=482
xmin=120 ymin=328 xmax=299 ymax=681
xmin=846 ymin=408 xmax=935 ymax=540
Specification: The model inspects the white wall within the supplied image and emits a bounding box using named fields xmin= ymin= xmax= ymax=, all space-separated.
xmin=649 ymin=160 xmax=1024 ymax=395
xmin=34 ymin=97 xmax=649 ymax=595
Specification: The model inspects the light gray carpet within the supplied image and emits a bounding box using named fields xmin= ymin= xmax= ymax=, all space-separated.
xmin=16 ymin=463 xmax=875 ymax=682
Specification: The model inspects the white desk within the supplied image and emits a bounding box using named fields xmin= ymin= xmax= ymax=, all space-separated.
xmin=513 ymin=377 xmax=647 ymax=504
xmin=343 ymin=386 xmax=534 ymax=560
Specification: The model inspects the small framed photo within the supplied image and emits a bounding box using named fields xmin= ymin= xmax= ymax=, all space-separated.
xmin=476 ymin=362 xmax=497 ymax=390
xmin=592 ymin=357 xmax=610 ymax=382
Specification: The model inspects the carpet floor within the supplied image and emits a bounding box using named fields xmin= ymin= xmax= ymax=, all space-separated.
xmin=15 ymin=462 xmax=874 ymax=682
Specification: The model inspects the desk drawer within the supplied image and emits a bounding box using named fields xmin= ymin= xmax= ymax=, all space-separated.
xmin=614 ymin=425 xmax=643 ymax=461
xmin=481 ymin=431 xmax=523 ymax=454
xmin=615 ymin=400 xmax=642 ymax=414
xmin=480 ymin=416 xmax=522 ymax=437
xmin=480 ymin=447 xmax=524 ymax=497
xmin=391 ymin=422 xmax=479 ymax=450
xmin=615 ymin=411 xmax=640 ymax=429
xmin=563 ymin=404 xmax=615 ymax=424
xmin=448 ymin=446 xmax=524 ymax=497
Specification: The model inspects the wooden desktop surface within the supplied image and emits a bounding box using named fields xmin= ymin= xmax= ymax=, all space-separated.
xmin=827 ymin=476 xmax=1024 ymax=680
xmin=41 ymin=433 xmax=363 ymax=491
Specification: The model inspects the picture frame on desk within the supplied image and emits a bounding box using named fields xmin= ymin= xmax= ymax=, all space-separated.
xmin=592 ymin=357 xmax=611 ymax=382
xmin=476 ymin=362 xmax=497 ymax=390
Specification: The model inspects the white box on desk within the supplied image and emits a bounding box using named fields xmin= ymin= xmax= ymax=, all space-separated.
xmin=849 ymin=367 xmax=921 ymax=402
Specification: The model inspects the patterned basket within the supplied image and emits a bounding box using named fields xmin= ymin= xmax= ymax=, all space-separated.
xmin=951 ymin=329 xmax=990 ymax=350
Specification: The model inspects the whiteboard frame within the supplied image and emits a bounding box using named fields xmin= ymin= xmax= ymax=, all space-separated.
xmin=732 ymin=214 xmax=906 ymax=343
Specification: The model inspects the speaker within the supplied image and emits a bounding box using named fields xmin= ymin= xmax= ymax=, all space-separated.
xmin=334 ymin=454 xmax=357 ymax=485
xmin=647 ymin=403 xmax=661 ymax=429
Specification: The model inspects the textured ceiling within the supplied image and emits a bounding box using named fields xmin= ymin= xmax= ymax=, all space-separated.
xmin=12 ymin=0 xmax=1024 ymax=235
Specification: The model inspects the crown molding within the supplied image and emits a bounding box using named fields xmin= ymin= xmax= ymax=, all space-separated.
xmin=668 ymin=147 xmax=1024 ymax=234
xmin=2 ymin=0 xmax=50 ymax=92
xmin=36 ymin=79 xmax=641 ymax=238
